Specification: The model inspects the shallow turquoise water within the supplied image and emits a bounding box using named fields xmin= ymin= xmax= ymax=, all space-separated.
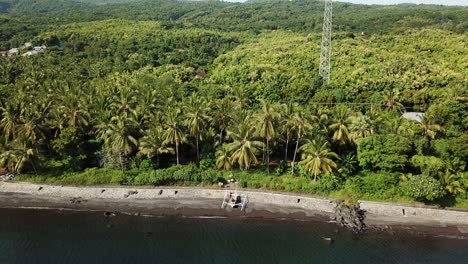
xmin=0 ymin=209 xmax=467 ymax=263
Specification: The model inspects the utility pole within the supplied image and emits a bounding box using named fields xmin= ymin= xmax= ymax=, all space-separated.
xmin=319 ymin=0 xmax=333 ymax=83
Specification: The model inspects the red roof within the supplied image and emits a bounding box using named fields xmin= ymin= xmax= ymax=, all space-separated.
xmin=196 ymin=70 xmax=207 ymax=79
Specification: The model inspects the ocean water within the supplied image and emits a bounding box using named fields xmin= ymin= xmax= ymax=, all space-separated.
xmin=0 ymin=209 xmax=467 ymax=264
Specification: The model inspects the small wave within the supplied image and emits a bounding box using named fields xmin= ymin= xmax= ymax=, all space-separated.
xmin=187 ymin=216 xmax=228 ymax=219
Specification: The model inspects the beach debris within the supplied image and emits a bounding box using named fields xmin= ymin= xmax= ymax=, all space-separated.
xmin=331 ymin=200 xmax=367 ymax=233
xmin=133 ymin=212 xmax=140 ymax=216
xmin=101 ymin=189 xmax=106 ymax=194
xmin=174 ymin=190 xmax=178 ymax=195
xmin=218 ymin=182 xmax=224 ymax=188
xmin=38 ymin=186 xmax=43 ymax=191
xmin=69 ymin=197 xmax=82 ymax=204
xmin=228 ymin=178 xmax=236 ymax=183
xmin=158 ymin=190 xmax=163 ymax=195
xmin=104 ymin=212 xmax=117 ymax=218
xmin=322 ymin=237 xmax=334 ymax=245
xmin=124 ymin=190 xmax=138 ymax=198
xmin=0 ymin=172 xmax=16 ymax=181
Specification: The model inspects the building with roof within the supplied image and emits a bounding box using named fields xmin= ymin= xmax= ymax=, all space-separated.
xmin=8 ymin=48 xmax=19 ymax=56
xmin=402 ymin=112 xmax=425 ymax=123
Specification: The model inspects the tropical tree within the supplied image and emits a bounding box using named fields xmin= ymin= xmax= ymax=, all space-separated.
xmin=291 ymin=111 xmax=311 ymax=174
xmin=16 ymin=100 xmax=50 ymax=147
xmin=349 ymin=114 xmax=375 ymax=142
xmin=440 ymin=170 xmax=465 ymax=195
xmin=338 ymin=153 xmax=359 ymax=177
xmin=225 ymin=117 xmax=264 ymax=170
xmin=280 ymin=101 xmax=297 ymax=162
xmin=139 ymin=125 xmax=174 ymax=166
xmin=215 ymin=145 xmax=232 ymax=171
xmin=299 ymin=137 xmax=338 ymax=182
xmin=382 ymin=88 xmax=404 ymax=112
xmin=419 ymin=115 xmax=444 ymax=142
xmin=0 ymin=102 xmax=22 ymax=140
xmin=96 ymin=115 xmax=138 ymax=169
xmin=56 ymin=82 xmax=90 ymax=129
xmin=110 ymin=79 xmax=137 ymax=115
xmin=0 ymin=139 xmax=37 ymax=173
xmin=184 ymin=93 xmax=210 ymax=163
xmin=329 ymin=105 xmax=353 ymax=144
xmin=163 ymin=109 xmax=186 ymax=165
xmin=381 ymin=115 xmax=415 ymax=137
xmin=255 ymin=99 xmax=280 ymax=173
xmin=210 ymin=97 xmax=233 ymax=145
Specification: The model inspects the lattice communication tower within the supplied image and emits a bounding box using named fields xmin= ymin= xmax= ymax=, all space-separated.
xmin=319 ymin=0 xmax=333 ymax=83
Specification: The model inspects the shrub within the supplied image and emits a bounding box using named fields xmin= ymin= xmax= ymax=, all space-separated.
xmin=200 ymin=169 xmax=225 ymax=184
xmin=139 ymin=159 xmax=156 ymax=171
xmin=403 ymin=174 xmax=445 ymax=202
xmin=199 ymin=157 xmax=215 ymax=170
xmin=275 ymin=160 xmax=288 ymax=175
xmin=357 ymin=134 xmax=412 ymax=171
xmin=310 ymin=175 xmax=340 ymax=195
xmin=172 ymin=164 xmax=199 ymax=182
xmin=359 ymin=171 xmax=400 ymax=198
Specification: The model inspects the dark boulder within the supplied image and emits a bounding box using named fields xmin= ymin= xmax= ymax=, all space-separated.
xmin=331 ymin=200 xmax=367 ymax=233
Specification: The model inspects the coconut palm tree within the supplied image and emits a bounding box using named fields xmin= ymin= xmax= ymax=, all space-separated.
xmin=163 ymin=109 xmax=186 ymax=165
xmin=16 ymin=100 xmax=50 ymax=147
xmin=0 ymin=139 xmax=37 ymax=173
xmin=54 ymin=81 xmax=90 ymax=129
xmin=440 ymin=170 xmax=465 ymax=195
xmin=382 ymin=115 xmax=415 ymax=137
xmin=329 ymin=105 xmax=353 ymax=144
xmin=255 ymin=99 xmax=280 ymax=173
xmin=139 ymin=125 xmax=174 ymax=166
xmin=111 ymin=81 xmax=137 ymax=115
xmin=0 ymin=102 xmax=22 ymax=140
xmin=419 ymin=115 xmax=444 ymax=141
xmin=226 ymin=118 xmax=264 ymax=170
xmin=215 ymin=145 xmax=232 ymax=171
xmin=299 ymin=137 xmax=338 ymax=182
xmin=96 ymin=115 xmax=138 ymax=169
xmin=349 ymin=114 xmax=375 ymax=142
xmin=184 ymin=93 xmax=210 ymax=163
xmin=382 ymin=88 xmax=404 ymax=112
xmin=291 ymin=111 xmax=312 ymax=174
xmin=230 ymin=86 xmax=250 ymax=109
xmin=210 ymin=98 xmax=233 ymax=146
xmin=280 ymin=101 xmax=297 ymax=162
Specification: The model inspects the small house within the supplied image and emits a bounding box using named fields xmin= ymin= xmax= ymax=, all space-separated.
xmin=402 ymin=112 xmax=425 ymax=123
xmin=22 ymin=50 xmax=39 ymax=57
xmin=0 ymin=51 xmax=7 ymax=57
xmin=195 ymin=70 xmax=207 ymax=79
xmin=33 ymin=46 xmax=46 ymax=53
xmin=21 ymin=42 xmax=32 ymax=49
xmin=8 ymin=48 xmax=19 ymax=56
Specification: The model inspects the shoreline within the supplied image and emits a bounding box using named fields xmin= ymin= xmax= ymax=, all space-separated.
xmin=1 ymin=181 xmax=467 ymax=238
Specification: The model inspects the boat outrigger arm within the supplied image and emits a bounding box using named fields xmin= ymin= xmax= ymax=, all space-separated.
xmin=221 ymin=190 xmax=248 ymax=211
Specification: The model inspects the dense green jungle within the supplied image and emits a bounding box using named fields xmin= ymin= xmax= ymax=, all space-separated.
xmin=0 ymin=0 xmax=467 ymax=207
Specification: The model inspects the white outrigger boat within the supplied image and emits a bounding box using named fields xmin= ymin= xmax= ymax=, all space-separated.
xmin=221 ymin=190 xmax=248 ymax=211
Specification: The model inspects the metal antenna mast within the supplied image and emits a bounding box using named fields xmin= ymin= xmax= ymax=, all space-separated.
xmin=319 ymin=0 xmax=333 ymax=83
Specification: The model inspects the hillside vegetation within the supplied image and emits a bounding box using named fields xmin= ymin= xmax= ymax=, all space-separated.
xmin=0 ymin=0 xmax=467 ymax=207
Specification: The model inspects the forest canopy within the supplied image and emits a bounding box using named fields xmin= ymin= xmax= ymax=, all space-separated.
xmin=0 ymin=0 xmax=467 ymax=207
